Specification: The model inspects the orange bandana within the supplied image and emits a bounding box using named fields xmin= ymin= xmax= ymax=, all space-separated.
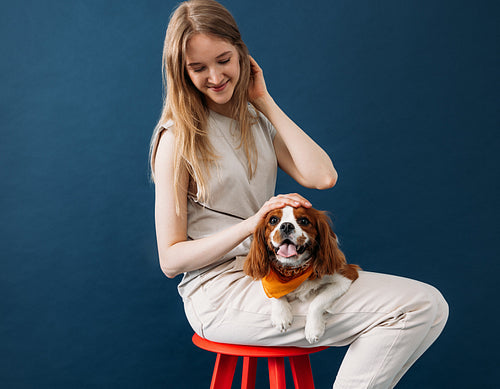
xmin=261 ymin=267 xmax=313 ymax=299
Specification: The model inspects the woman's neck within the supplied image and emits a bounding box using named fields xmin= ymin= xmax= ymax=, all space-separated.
xmin=206 ymin=99 xmax=235 ymax=118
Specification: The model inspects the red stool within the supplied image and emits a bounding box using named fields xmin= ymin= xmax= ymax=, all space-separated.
xmin=192 ymin=333 xmax=327 ymax=389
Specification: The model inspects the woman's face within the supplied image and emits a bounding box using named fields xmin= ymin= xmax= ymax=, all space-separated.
xmin=185 ymin=33 xmax=240 ymax=116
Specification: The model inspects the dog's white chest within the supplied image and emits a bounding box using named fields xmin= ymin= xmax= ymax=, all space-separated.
xmin=288 ymin=274 xmax=344 ymax=302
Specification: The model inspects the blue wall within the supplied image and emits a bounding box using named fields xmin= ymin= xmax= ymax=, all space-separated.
xmin=1 ymin=0 xmax=498 ymax=387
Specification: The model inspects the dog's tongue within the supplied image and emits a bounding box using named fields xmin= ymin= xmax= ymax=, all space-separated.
xmin=277 ymin=243 xmax=297 ymax=258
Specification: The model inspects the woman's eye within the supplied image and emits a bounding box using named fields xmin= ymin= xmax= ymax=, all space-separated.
xmin=298 ymin=218 xmax=310 ymax=226
xmin=269 ymin=216 xmax=279 ymax=225
xmin=219 ymin=58 xmax=230 ymax=65
xmin=193 ymin=66 xmax=205 ymax=73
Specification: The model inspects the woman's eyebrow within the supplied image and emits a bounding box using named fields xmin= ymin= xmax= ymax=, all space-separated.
xmin=215 ymin=50 xmax=232 ymax=59
xmin=187 ymin=51 xmax=233 ymax=67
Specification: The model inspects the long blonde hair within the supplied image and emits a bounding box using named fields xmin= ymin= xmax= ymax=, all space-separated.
xmin=149 ymin=0 xmax=257 ymax=213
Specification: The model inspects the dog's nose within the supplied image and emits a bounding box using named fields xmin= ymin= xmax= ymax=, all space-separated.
xmin=280 ymin=222 xmax=295 ymax=234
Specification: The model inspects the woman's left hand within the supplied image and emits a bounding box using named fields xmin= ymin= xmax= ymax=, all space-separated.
xmin=248 ymin=55 xmax=270 ymax=108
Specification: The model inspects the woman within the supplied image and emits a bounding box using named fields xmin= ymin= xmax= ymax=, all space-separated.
xmin=149 ymin=1 xmax=448 ymax=387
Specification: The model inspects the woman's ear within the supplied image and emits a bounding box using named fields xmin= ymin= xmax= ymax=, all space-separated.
xmin=312 ymin=211 xmax=346 ymax=278
xmin=244 ymin=219 xmax=270 ymax=279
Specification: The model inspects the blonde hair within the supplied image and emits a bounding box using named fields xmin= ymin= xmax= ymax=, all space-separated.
xmin=149 ymin=0 xmax=257 ymax=213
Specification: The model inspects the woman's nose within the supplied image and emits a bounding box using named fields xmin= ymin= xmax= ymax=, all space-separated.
xmin=207 ymin=68 xmax=223 ymax=85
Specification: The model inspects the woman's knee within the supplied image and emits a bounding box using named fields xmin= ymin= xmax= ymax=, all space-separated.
xmin=427 ymin=283 xmax=449 ymax=326
xmin=412 ymin=282 xmax=449 ymax=328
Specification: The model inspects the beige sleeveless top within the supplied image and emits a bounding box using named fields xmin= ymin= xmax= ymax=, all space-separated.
xmin=161 ymin=108 xmax=278 ymax=297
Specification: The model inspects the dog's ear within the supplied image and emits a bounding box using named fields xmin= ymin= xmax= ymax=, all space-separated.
xmin=311 ymin=210 xmax=347 ymax=278
xmin=339 ymin=263 xmax=361 ymax=281
xmin=244 ymin=218 xmax=271 ymax=279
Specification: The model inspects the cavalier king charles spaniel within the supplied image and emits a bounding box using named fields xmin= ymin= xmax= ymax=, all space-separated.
xmin=244 ymin=206 xmax=360 ymax=343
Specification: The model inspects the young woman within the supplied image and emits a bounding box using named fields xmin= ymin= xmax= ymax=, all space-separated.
xmin=149 ymin=1 xmax=448 ymax=387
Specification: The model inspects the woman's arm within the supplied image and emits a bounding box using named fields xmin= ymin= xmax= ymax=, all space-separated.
xmin=248 ymin=56 xmax=338 ymax=189
xmin=154 ymin=128 xmax=310 ymax=278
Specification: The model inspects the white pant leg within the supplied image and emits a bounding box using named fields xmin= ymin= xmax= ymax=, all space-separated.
xmin=386 ymin=283 xmax=448 ymax=388
xmin=330 ymin=273 xmax=448 ymax=389
xmin=183 ymin=260 xmax=448 ymax=389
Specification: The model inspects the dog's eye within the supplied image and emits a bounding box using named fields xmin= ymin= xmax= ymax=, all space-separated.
xmin=297 ymin=217 xmax=310 ymax=226
xmin=269 ymin=216 xmax=279 ymax=225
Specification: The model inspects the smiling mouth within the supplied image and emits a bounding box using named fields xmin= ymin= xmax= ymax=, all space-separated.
xmin=210 ymin=80 xmax=229 ymax=92
xmin=274 ymin=239 xmax=307 ymax=258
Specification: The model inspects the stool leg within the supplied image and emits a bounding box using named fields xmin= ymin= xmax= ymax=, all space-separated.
xmin=210 ymin=353 xmax=238 ymax=389
xmin=241 ymin=356 xmax=257 ymax=389
xmin=268 ymin=357 xmax=286 ymax=389
xmin=289 ymin=355 xmax=315 ymax=389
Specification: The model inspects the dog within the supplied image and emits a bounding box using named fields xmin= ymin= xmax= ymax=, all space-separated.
xmin=244 ymin=205 xmax=360 ymax=343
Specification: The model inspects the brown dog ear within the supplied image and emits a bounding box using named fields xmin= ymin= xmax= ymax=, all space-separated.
xmin=243 ymin=219 xmax=271 ymax=279
xmin=311 ymin=210 xmax=347 ymax=278
xmin=339 ymin=263 xmax=360 ymax=281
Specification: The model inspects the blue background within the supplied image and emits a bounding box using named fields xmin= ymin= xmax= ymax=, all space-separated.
xmin=1 ymin=0 xmax=498 ymax=387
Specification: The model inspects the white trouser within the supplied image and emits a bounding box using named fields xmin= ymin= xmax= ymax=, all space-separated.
xmin=182 ymin=257 xmax=448 ymax=389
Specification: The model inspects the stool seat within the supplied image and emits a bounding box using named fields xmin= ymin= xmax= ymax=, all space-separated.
xmin=192 ymin=333 xmax=327 ymax=389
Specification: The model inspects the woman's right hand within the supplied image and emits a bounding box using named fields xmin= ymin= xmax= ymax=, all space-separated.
xmin=246 ymin=193 xmax=312 ymax=233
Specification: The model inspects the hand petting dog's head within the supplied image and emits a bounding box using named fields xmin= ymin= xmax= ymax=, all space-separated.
xmin=244 ymin=206 xmax=357 ymax=281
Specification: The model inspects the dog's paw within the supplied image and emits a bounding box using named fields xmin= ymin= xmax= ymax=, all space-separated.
xmin=305 ymin=319 xmax=325 ymax=344
xmin=271 ymin=304 xmax=293 ymax=333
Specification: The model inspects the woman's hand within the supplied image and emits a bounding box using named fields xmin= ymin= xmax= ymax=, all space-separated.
xmin=246 ymin=193 xmax=312 ymax=233
xmin=248 ymin=55 xmax=271 ymax=110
